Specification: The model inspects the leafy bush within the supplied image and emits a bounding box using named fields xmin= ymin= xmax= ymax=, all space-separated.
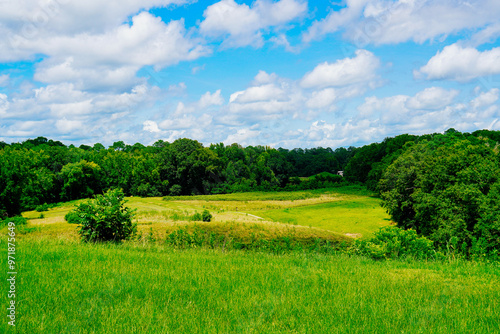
xmin=36 ymin=203 xmax=50 ymax=212
xmin=64 ymin=211 xmax=80 ymax=224
xmin=202 ymin=210 xmax=212 ymax=222
xmin=1 ymin=216 xmax=28 ymax=227
xmin=355 ymin=226 xmax=436 ymax=260
xmin=66 ymin=188 xmax=137 ymax=242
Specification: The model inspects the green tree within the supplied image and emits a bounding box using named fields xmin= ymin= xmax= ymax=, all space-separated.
xmin=68 ymin=188 xmax=137 ymax=242
xmin=379 ymin=133 xmax=500 ymax=256
xmin=59 ymin=160 xmax=103 ymax=201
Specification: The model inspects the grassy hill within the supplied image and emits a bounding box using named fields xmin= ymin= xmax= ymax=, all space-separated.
xmin=1 ymin=186 xmax=499 ymax=333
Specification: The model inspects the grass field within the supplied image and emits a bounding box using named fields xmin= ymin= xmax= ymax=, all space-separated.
xmin=2 ymin=186 xmax=499 ymax=333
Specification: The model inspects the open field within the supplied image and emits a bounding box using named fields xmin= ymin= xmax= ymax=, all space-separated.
xmin=2 ymin=186 xmax=499 ymax=333
xmin=21 ymin=185 xmax=390 ymax=242
xmin=1 ymin=239 xmax=499 ymax=333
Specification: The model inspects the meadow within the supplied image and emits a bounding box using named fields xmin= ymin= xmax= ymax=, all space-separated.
xmin=1 ymin=186 xmax=499 ymax=333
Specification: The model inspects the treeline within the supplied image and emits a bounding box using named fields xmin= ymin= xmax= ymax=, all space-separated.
xmin=1 ymin=129 xmax=500 ymax=258
xmin=0 ymin=137 xmax=354 ymax=217
xmin=347 ymin=128 xmax=500 ymax=259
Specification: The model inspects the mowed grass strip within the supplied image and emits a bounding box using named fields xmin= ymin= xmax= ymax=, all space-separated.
xmin=21 ymin=186 xmax=391 ymax=240
xmin=250 ymin=196 xmax=391 ymax=237
xmin=1 ymin=239 xmax=499 ymax=334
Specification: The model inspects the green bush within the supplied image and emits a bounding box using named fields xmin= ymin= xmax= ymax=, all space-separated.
xmin=356 ymin=226 xmax=436 ymax=260
xmin=36 ymin=203 xmax=50 ymax=212
xmin=202 ymin=210 xmax=212 ymax=222
xmin=66 ymin=188 xmax=137 ymax=242
xmin=1 ymin=216 xmax=28 ymax=227
xmin=64 ymin=211 xmax=80 ymax=224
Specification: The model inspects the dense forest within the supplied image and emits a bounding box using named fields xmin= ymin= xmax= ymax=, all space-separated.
xmin=1 ymin=129 xmax=500 ymax=258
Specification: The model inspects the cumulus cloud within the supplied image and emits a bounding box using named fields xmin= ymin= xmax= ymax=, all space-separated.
xmin=406 ymin=87 xmax=459 ymax=110
xmin=200 ymin=0 xmax=307 ymax=47
xmin=470 ymin=88 xmax=499 ymax=110
xmin=223 ymin=128 xmax=261 ymax=145
xmin=357 ymin=87 xmax=500 ymax=134
xmin=304 ymin=0 xmax=500 ymax=46
xmin=416 ymin=44 xmax=500 ymax=82
xmin=0 ymin=1 xmax=194 ymax=61
xmin=301 ymin=50 xmax=380 ymax=89
xmin=143 ymin=120 xmax=161 ymax=133
xmin=0 ymin=82 xmax=161 ymax=143
xmin=29 ymin=13 xmax=209 ymax=90
xmin=199 ymin=90 xmax=224 ymax=108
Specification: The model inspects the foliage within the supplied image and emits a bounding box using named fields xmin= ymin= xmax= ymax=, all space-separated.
xmin=164 ymin=225 xmax=345 ymax=254
xmin=36 ymin=203 xmax=50 ymax=212
xmin=67 ymin=188 xmax=137 ymax=242
xmin=202 ymin=209 xmax=212 ymax=222
xmin=355 ymin=226 xmax=436 ymax=260
xmin=1 ymin=216 xmax=27 ymax=227
xmin=379 ymin=132 xmax=500 ymax=258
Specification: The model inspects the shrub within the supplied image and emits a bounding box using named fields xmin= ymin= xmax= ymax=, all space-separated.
xmin=356 ymin=226 xmax=436 ymax=260
xmin=36 ymin=203 xmax=49 ymax=212
xmin=202 ymin=209 xmax=212 ymax=222
xmin=1 ymin=216 xmax=28 ymax=227
xmin=66 ymin=188 xmax=137 ymax=242
xmin=64 ymin=211 xmax=80 ymax=224
xmin=192 ymin=212 xmax=202 ymax=221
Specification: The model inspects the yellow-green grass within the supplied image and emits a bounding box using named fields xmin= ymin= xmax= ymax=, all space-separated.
xmin=1 ymin=238 xmax=499 ymax=333
xmin=21 ymin=186 xmax=390 ymax=241
xmin=2 ymin=187 xmax=499 ymax=333
xmin=249 ymin=198 xmax=391 ymax=238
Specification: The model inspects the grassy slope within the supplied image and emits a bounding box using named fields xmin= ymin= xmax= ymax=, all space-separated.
xmin=22 ymin=186 xmax=390 ymax=242
xmin=249 ymin=196 xmax=389 ymax=237
xmin=1 ymin=239 xmax=499 ymax=333
xmin=3 ymin=186 xmax=499 ymax=333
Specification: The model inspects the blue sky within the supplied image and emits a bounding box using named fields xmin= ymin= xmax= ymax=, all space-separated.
xmin=1 ymin=0 xmax=500 ymax=148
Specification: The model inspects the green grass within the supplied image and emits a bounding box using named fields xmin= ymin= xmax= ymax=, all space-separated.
xmin=4 ymin=186 xmax=498 ymax=333
xmin=1 ymin=238 xmax=499 ymax=333
xmin=250 ymin=197 xmax=390 ymax=237
xmin=21 ymin=186 xmax=390 ymax=240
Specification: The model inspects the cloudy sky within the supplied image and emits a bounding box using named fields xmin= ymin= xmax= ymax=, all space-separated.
xmin=1 ymin=0 xmax=500 ymax=148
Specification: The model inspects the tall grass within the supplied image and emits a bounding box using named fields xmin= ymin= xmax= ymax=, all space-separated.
xmin=1 ymin=238 xmax=499 ymax=333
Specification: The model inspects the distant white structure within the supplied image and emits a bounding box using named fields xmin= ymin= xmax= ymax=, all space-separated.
xmin=337 ymin=171 xmax=344 ymax=177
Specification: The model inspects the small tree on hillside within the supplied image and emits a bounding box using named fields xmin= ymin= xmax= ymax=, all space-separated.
xmin=66 ymin=188 xmax=137 ymax=242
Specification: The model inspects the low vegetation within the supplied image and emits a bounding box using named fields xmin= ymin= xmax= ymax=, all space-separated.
xmin=2 ymin=129 xmax=500 ymax=332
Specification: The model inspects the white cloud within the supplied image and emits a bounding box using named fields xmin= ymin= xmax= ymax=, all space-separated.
xmin=252 ymin=71 xmax=279 ymax=85
xmin=55 ymin=118 xmax=84 ymax=133
xmin=357 ymin=86 xmax=500 ymax=136
xmin=0 ymin=94 xmax=9 ymax=117
xmin=470 ymin=23 xmax=500 ymax=47
xmin=30 ymin=13 xmax=209 ymax=90
xmin=199 ymin=90 xmax=224 ymax=108
xmin=301 ymin=50 xmax=380 ymax=89
xmin=34 ymin=83 xmax=86 ymax=104
xmin=200 ymin=0 xmax=307 ymax=48
xmin=303 ymin=0 xmax=368 ymax=43
xmin=406 ymin=87 xmax=459 ymax=110
xmin=470 ymin=88 xmax=499 ymax=110
xmin=223 ymin=128 xmax=261 ymax=145
xmin=305 ymin=88 xmax=337 ymax=110
xmin=0 ymin=0 xmax=191 ymax=39
xmin=416 ymin=44 xmax=500 ymax=82
xmin=143 ymin=120 xmax=161 ymax=133
xmin=304 ymin=0 xmax=500 ymax=46
xmin=230 ymin=84 xmax=287 ymax=103
xmin=0 ymin=82 xmax=161 ymax=144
